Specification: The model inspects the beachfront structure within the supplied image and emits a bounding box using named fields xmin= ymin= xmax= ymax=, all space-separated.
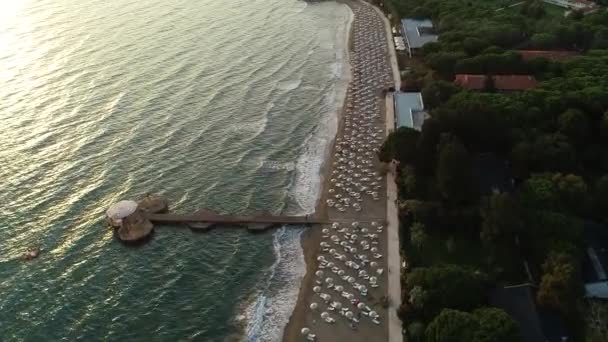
xmin=518 ymin=50 xmax=579 ymax=61
xmin=393 ymin=36 xmax=406 ymax=51
xmin=543 ymin=0 xmax=599 ymax=13
xmin=400 ymin=19 xmax=438 ymax=57
xmin=394 ymin=92 xmax=429 ymax=131
xmin=454 ymin=74 xmax=538 ymax=92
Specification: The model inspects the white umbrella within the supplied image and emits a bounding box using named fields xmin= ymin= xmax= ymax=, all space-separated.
xmin=325 ymin=277 xmax=334 ymax=284
xmin=335 ymin=285 xmax=344 ymax=292
xmin=313 ymin=286 xmax=321 ymax=293
xmin=310 ymin=302 xmax=318 ymax=310
xmin=357 ymin=302 xmax=365 ymax=310
xmin=321 ymin=312 xmax=329 ymax=319
xmin=301 ymin=328 xmax=310 ymax=335
xmin=315 ymin=270 xmax=324 ymax=277
xmin=346 ymin=311 xmax=354 ymax=319
xmin=333 ymin=301 xmax=342 ymax=309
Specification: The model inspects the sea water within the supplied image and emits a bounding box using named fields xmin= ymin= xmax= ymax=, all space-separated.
xmin=0 ymin=0 xmax=352 ymax=340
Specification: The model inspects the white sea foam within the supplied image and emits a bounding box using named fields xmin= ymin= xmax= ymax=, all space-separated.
xmin=241 ymin=5 xmax=353 ymax=342
xmin=276 ymin=79 xmax=302 ymax=91
xmin=244 ymin=227 xmax=306 ymax=342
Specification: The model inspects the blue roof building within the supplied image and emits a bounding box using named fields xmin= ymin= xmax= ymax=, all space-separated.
xmin=394 ymin=92 xmax=428 ymax=131
xmin=401 ymin=19 xmax=439 ymax=57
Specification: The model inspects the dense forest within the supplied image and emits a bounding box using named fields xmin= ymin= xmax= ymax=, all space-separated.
xmin=378 ymin=0 xmax=608 ymax=341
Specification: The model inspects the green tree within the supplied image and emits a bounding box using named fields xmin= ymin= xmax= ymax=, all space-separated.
xmin=530 ymin=33 xmax=558 ymax=49
xmin=422 ymin=80 xmax=460 ymax=109
xmin=408 ymin=321 xmax=426 ymax=342
xmin=556 ymin=173 xmax=587 ymax=214
xmin=410 ymin=222 xmax=428 ymax=250
xmin=472 ymin=307 xmax=520 ymax=342
xmin=557 ymin=109 xmax=589 ymax=145
xmin=537 ymin=251 xmax=582 ymax=314
xmin=600 ymin=111 xmax=608 ymax=143
xmin=436 ymin=136 xmax=476 ymax=203
xmin=594 ymin=175 xmax=608 ymax=220
xmin=534 ymin=134 xmax=577 ymax=172
xmin=406 ymin=265 xmax=485 ymax=314
xmin=378 ymin=127 xmax=420 ymax=164
xmin=592 ymin=28 xmax=608 ymax=49
xmin=416 ymin=118 xmax=443 ymax=174
xmin=427 ymin=52 xmax=466 ymax=78
xmin=408 ymin=285 xmax=428 ymax=309
xmin=463 ymin=37 xmax=489 ymax=56
xmin=480 ymin=193 xmax=523 ymax=246
xmin=399 ymin=165 xmax=419 ymax=199
xmin=426 ymin=309 xmax=479 ymax=342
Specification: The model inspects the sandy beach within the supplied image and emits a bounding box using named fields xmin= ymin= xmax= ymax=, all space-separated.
xmin=283 ymin=1 xmax=396 ymax=341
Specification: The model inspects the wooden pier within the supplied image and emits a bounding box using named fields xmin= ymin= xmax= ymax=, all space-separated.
xmin=144 ymin=209 xmax=330 ymax=231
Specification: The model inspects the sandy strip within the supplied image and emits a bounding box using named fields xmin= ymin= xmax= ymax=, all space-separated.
xmin=282 ymin=1 xmax=395 ymax=341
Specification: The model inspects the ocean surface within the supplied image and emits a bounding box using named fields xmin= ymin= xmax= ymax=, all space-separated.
xmin=0 ymin=0 xmax=352 ymax=340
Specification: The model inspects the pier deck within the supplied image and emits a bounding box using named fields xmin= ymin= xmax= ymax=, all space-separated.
xmin=146 ymin=213 xmax=329 ymax=225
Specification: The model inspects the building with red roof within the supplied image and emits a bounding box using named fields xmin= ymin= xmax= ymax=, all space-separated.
xmin=518 ymin=50 xmax=579 ymax=62
xmin=454 ymin=74 xmax=538 ymax=91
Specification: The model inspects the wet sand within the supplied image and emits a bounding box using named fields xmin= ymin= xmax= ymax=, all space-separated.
xmin=282 ymin=1 xmax=395 ymax=341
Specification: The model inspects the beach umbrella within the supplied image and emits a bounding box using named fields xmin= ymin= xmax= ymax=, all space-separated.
xmin=369 ymin=276 xmax=377 ymax=283
xmin=345 ymin=311 xmax=354 ymax=319
xmin=370 ymin=311 xmax=378 ymax=318
xmin=335 ymin=285 xmax=344 ymax=292
xmin=370 ymin=262 xmax=378 ymax=268
xmin=357 ymin=302 xmax=366 ymax=310
xmin=348 ymin=277 xmax=355 ymax=284
xmin=310 ymin=303 xmax=318 ymax=310
xmin=371 ymin=247 xmax=378 ymax=253
xmin=313 ymin=286 xmax=321 ymax=293
xmin=338 ymin=270 xmax=345 ymax=276
xmin=315 ymin=270 xmax=324 ymax=277
xmin=325 ymin=277 xmax=334 ymax=284
xmin=301 ymin=328 xmax=310 ymax=335
xmin=321 ymin=312 xmax=329 ymax=319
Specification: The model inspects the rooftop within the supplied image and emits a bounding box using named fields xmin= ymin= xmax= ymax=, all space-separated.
xmin=394 ymin=92 xmax=428 ymax=130
xmin=401 ymin=18 xmax=438 ymax=50
xmin=518 ymin=50 xmax=579 ymax=61
xmin=454 ymin=74 xmax=538 ymax=91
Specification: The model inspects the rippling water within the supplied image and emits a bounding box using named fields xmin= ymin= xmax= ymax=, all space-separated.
xmin=0 ymin=0 xmax=352 ymax=340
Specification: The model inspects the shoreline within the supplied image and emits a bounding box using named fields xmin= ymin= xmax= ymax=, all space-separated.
xmin=282 ymin=0 xmax=395 ymax=341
